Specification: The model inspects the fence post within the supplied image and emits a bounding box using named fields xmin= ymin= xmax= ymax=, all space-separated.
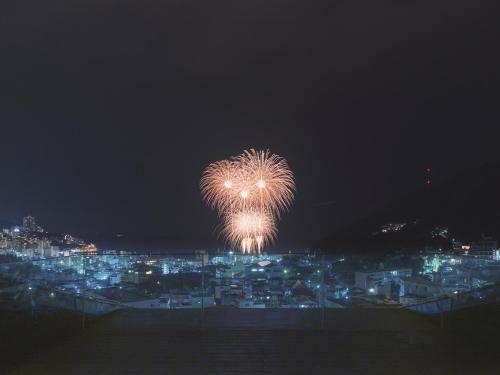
xmin=29 ymin=286 xmax=35 ymax=319
xmin=439 ymin=298 xmax=446 ymax=330
xmin=82 ymin=292 xmax=86 ymax=329
xmin=80 ymin=257 xmax=86 ymax=329
xmin=321 ymin=252 xmax=326 ymax=330
xmin=201 ymin=251 xmax=205 ymax=329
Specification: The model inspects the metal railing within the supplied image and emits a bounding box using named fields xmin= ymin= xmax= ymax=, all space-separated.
xmin=1 ymin=250 xmax=499 ymax=324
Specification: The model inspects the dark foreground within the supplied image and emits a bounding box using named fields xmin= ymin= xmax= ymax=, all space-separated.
xmin=2 ymin=305 xmax=500 ymax=374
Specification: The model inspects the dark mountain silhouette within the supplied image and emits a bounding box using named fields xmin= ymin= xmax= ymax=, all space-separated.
xmin=315 ymin=161 xmax=500 ymax=253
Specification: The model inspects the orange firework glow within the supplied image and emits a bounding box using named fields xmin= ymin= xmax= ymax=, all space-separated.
xmin=201 ymin=149 xmax=295 ymax=253
xmin=200 ymin=159 xmax=240 ymax=214
xmin=222 ymin=210 xmax=277 ymax=254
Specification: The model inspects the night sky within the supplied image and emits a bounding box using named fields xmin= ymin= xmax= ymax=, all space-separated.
xmin=1 ymin=0 xmax=499 ymax=249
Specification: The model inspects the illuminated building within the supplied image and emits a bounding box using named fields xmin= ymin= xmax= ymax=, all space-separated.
xmin=469 ymin=235 xmax=497 ymax=257
xmin=23 ymin=215 xmax=37 ymax=233
xmin=355 ymin=268 xmax=412 ymax=297
xmin=400 ymin=276 xmax=443 ymax=298
xmin=10 ymin=226 xmax=22 ymax=235
xmin=79 ymin=244 xmax=98 ymax=255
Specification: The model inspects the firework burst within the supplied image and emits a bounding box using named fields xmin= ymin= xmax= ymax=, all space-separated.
xmin=201 ymin=149 xmax=295 ymax=253
xmin=236 ymin=149 xmax=295 ymax=216
xmin=222 ymin=209 xmax=277 ymax=254
xmin=200 ymin=159 xmax=240 ymax=214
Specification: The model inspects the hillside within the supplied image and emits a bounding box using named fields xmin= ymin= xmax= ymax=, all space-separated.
xmin=315 ymin=161 xmax=500 ymax=253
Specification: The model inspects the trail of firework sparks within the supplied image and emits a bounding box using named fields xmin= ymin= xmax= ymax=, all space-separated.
xmin=201 ymin=149 xmax=295 ymax=253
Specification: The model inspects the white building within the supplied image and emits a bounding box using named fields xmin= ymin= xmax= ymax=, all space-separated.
xmin=355 ymin=268 xmax=412 ymax=296
xmin=401 ymin=276 xmax=443 ymax=298
xmin=23 ymin=215 xmax=37 ymax=233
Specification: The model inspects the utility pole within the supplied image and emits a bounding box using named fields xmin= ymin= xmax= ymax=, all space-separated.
xmin=81 ymin=258 xmax=86 ymax=329
xmin=198 ymin=250 xmax=206 ymax=329
xmin=29 ymin=285 xmax=35 ymax=318
xmin=321 ymin=252 xmax=326 ymax=329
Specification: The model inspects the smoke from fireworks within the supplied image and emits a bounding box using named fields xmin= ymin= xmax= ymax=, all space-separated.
xmin=201 ymin=149 xmax=295 ymax=253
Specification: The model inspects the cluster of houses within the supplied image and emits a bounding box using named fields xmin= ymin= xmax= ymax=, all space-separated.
xmin=353 ymin=253 xmax=500 ymax=306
